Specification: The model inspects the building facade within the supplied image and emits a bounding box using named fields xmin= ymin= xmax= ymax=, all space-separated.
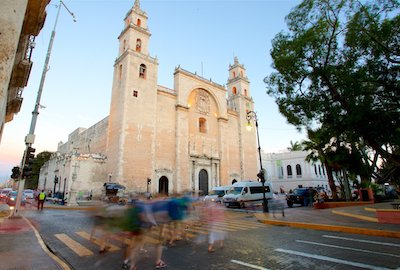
xmin=0 ymin=0 xmax=49 ymax=141
xmin=262 ymin=150 xmax=331 ymax=193
xmin=39 ymin=1 xmax=259 ymax=201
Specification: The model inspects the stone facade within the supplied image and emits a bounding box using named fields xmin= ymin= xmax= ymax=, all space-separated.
xmin=0 ymin=0 xmax=49 ymax=141
xmin=262 ymin=150 xmax=331 ymax=193
xmin=39 ymin=1 xmax=259 ymax=202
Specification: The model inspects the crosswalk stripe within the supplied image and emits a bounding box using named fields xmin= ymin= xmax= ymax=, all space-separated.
xmin=203 ymin=223 xmax=236 ymax=232
xmin=186 ymin=226 xmax=210 ymax=234
xmin=214 ymin=221 xmax=259 ymax=230
xmin=75 ymin=231 xmax=120 ymax=251
xmin=55 ymin=233 xmax=94 ymax=256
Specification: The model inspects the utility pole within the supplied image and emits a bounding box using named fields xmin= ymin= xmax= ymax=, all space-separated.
xmin=12 ymin=1 xmax=76 ymax=217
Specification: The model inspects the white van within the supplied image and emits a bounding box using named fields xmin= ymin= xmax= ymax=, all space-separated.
xmin=204 ymin=186 xmax=231 ymax=203
xmin=222 ymin=181 xmax=273 ymax=208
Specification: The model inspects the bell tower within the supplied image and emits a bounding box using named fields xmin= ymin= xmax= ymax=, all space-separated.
xmin=227 ymin=57 xmax=258 ymax=180
xmin=106 ymin=0 xmax=159 ymax=190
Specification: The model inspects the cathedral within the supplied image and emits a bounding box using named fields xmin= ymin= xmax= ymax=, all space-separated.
xmin=39 ymin=0 xmax=258 ymax=201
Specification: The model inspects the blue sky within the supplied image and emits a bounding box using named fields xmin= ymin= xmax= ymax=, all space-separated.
xmin=0 ymin=0 xmax=306 ymax=182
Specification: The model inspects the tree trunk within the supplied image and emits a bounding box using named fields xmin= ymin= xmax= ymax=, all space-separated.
xmin=325 ymin=162 xmax=338 ymax=201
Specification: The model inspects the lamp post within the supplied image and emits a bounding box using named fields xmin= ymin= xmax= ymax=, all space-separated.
xmin=246 ymin=111 xmax=269 ymax=212
xmin=11 ymin=0 xmax=76 ymax=218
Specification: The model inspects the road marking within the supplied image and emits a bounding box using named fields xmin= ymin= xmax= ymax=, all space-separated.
xmin=296 ymin=240 xmax=400 ymax=258
xmin=275 ymin=248 xmax=392 ymax=270
xmin=323 ymin=235 xmax=400 ymax=247
xmin=55 ymin=233 xmax=94 ymax=256
xmin=75 ymin=231 xmax=120 ymax=251
xmin=217 ymin=221 xmax=261 ymax=229
xmin=230 ymin=259 xmax=270 ymax=270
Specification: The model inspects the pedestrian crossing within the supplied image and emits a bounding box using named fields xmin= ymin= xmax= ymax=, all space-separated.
xmin=53 ymin=215 xmax=264 ymax=257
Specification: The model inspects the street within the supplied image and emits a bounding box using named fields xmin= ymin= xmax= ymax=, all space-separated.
xmin=23 ymin=207 xmax=400 ymax=270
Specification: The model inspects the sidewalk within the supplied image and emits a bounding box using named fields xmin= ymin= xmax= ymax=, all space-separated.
xmin=254 ymin=201 xmax=400 ymax=238
xmin=0 ymin=214 xmax=69 ymax=270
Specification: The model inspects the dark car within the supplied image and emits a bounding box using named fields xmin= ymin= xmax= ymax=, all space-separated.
xmin=286 ymin=187 xmax=317 ymax=207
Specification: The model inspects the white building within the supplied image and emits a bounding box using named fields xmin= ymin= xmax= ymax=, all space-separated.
xmin=262 ymin=150 xmax=331 ymax=193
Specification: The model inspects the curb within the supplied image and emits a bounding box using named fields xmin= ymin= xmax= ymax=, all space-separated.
xmin=43 ymin=205 xmax=97 ymax=211
xmin=254 ymin=213 xmax=400 ymax=239
xmin=23 ymin=216 xmax=72 ymax=270
xmin=331 ymin=210 xmax=378 ymax=223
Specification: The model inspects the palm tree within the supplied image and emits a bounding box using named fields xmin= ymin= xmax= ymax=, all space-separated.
xmin=287 ymin=140 xmax=303 ymax=151
xmin=302 ymin=130 xmax=338 ymax=201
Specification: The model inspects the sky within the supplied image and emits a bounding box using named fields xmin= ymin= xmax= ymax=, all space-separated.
xmin=0 ymin=0 xmax=306 ymax=182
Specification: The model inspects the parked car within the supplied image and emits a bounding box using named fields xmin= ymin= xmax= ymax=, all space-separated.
xmin=23 ymin=189 xmax=34 ymax=199
xmin=286 ymin=187 xmax=317 ymax=207
xmin=6 ymin=191 xmax=26 ymax=206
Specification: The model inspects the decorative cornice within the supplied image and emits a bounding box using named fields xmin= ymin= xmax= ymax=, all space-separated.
xmin=174 ymin=67 xmax=226 ymax=91
xmin=114 ymin=49 xmax=158 ymax=66
xmin=175 ymin=104 xmax=189 ymax=111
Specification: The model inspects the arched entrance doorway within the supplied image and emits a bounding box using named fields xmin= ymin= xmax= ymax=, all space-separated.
xmin=198 ymin=169 xmax=209 ymax=196
xmin=159 ymin=176 xmax=169 ymax=195
xmin=232 ymin=179 xmax=237 ymax=185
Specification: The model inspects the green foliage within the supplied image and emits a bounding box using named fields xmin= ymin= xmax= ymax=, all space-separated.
xmin=25 ymin=151 xmax=53 ymax=189
xmin=266 ymin=0 xmax=400 ymax=166
xmin=287 ymin=140 xmax=303 ymax=151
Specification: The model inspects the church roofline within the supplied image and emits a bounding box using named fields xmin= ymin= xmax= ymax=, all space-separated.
xmin=157 ymin=85 xmax=176 ymax=95
xmin=174 ymin=67 xmax=226 ymax=91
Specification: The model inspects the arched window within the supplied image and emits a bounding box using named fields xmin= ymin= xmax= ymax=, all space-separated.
xmin=287 ymin=165 xmax=292 ymax=177
xmin=232 ymin=87 xmax=237 ymax=95
xmin=139 ymin=64 xmax=146 ymax=79
xmin=240 ymin=71 xmax=243 ymax=77
xmin=136 ymin=39 xmax=142 ymax=52
xmin=318 ymin=165 xmax=322 ymax=175
xmin=233 ymin=71 xmax=236 ymax=77
xmin=322 ymin=165 xmax=326 ymax=176
xmin=314 ymin=164 xmax=317 ymax=175
xmin=136 ymin=18 xmax=141 ymax=26
xmin=199 ymin=117 xmax=207 ymax=133
xmin=244 ymin=89 xmax=248 ymax=96
xmin=278 ymin=166 xmax=283 ymax=178
xmin=123 ymin=40 xmax=126 ymax=51
xmin=119 ymin=64 xmax=123 ymax=80
xmin=296 ymin=164 xmax=302 ymax=176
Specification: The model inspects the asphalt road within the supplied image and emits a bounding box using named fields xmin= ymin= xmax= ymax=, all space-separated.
xmin=25 ymin=208 xmax=400 ymax=270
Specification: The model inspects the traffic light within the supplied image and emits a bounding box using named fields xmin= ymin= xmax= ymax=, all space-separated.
xmin=257 ymin=169 xmax=265 ymax=183
xmin=11 ymin=166 xmax=21 ymax=179
xmin=22 ymin=146 xmax=35 ymax=178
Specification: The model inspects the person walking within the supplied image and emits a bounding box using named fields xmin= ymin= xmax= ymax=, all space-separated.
xmin=37 ymin=189 xmax=46 ymax=210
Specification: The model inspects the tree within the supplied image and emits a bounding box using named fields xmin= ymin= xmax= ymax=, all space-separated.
xmin=25 ymin=151 xmax=53 ymax=189
xmin=265 ymin=0 xmax=400 ymax=166
xmin=287 ymin=140 xmax=303 ymax=151
xmin=302 ymin=129 xmax=338 ymax=200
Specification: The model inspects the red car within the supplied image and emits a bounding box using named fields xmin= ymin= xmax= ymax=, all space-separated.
xmin=6 ymin=191 xmax=26 ymax=206
xmin=0 ymin=188 xmax=12 ymax=200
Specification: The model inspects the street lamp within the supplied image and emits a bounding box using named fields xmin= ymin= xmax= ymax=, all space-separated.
xmin=246 ymin=111 xmax=269 ymax=213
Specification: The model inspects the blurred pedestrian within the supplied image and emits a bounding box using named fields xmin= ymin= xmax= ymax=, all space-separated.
xmin=270 ymin=193 xmax=285 ymax=218
xmin=205 ymin=201 xmax=225 ymax=253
